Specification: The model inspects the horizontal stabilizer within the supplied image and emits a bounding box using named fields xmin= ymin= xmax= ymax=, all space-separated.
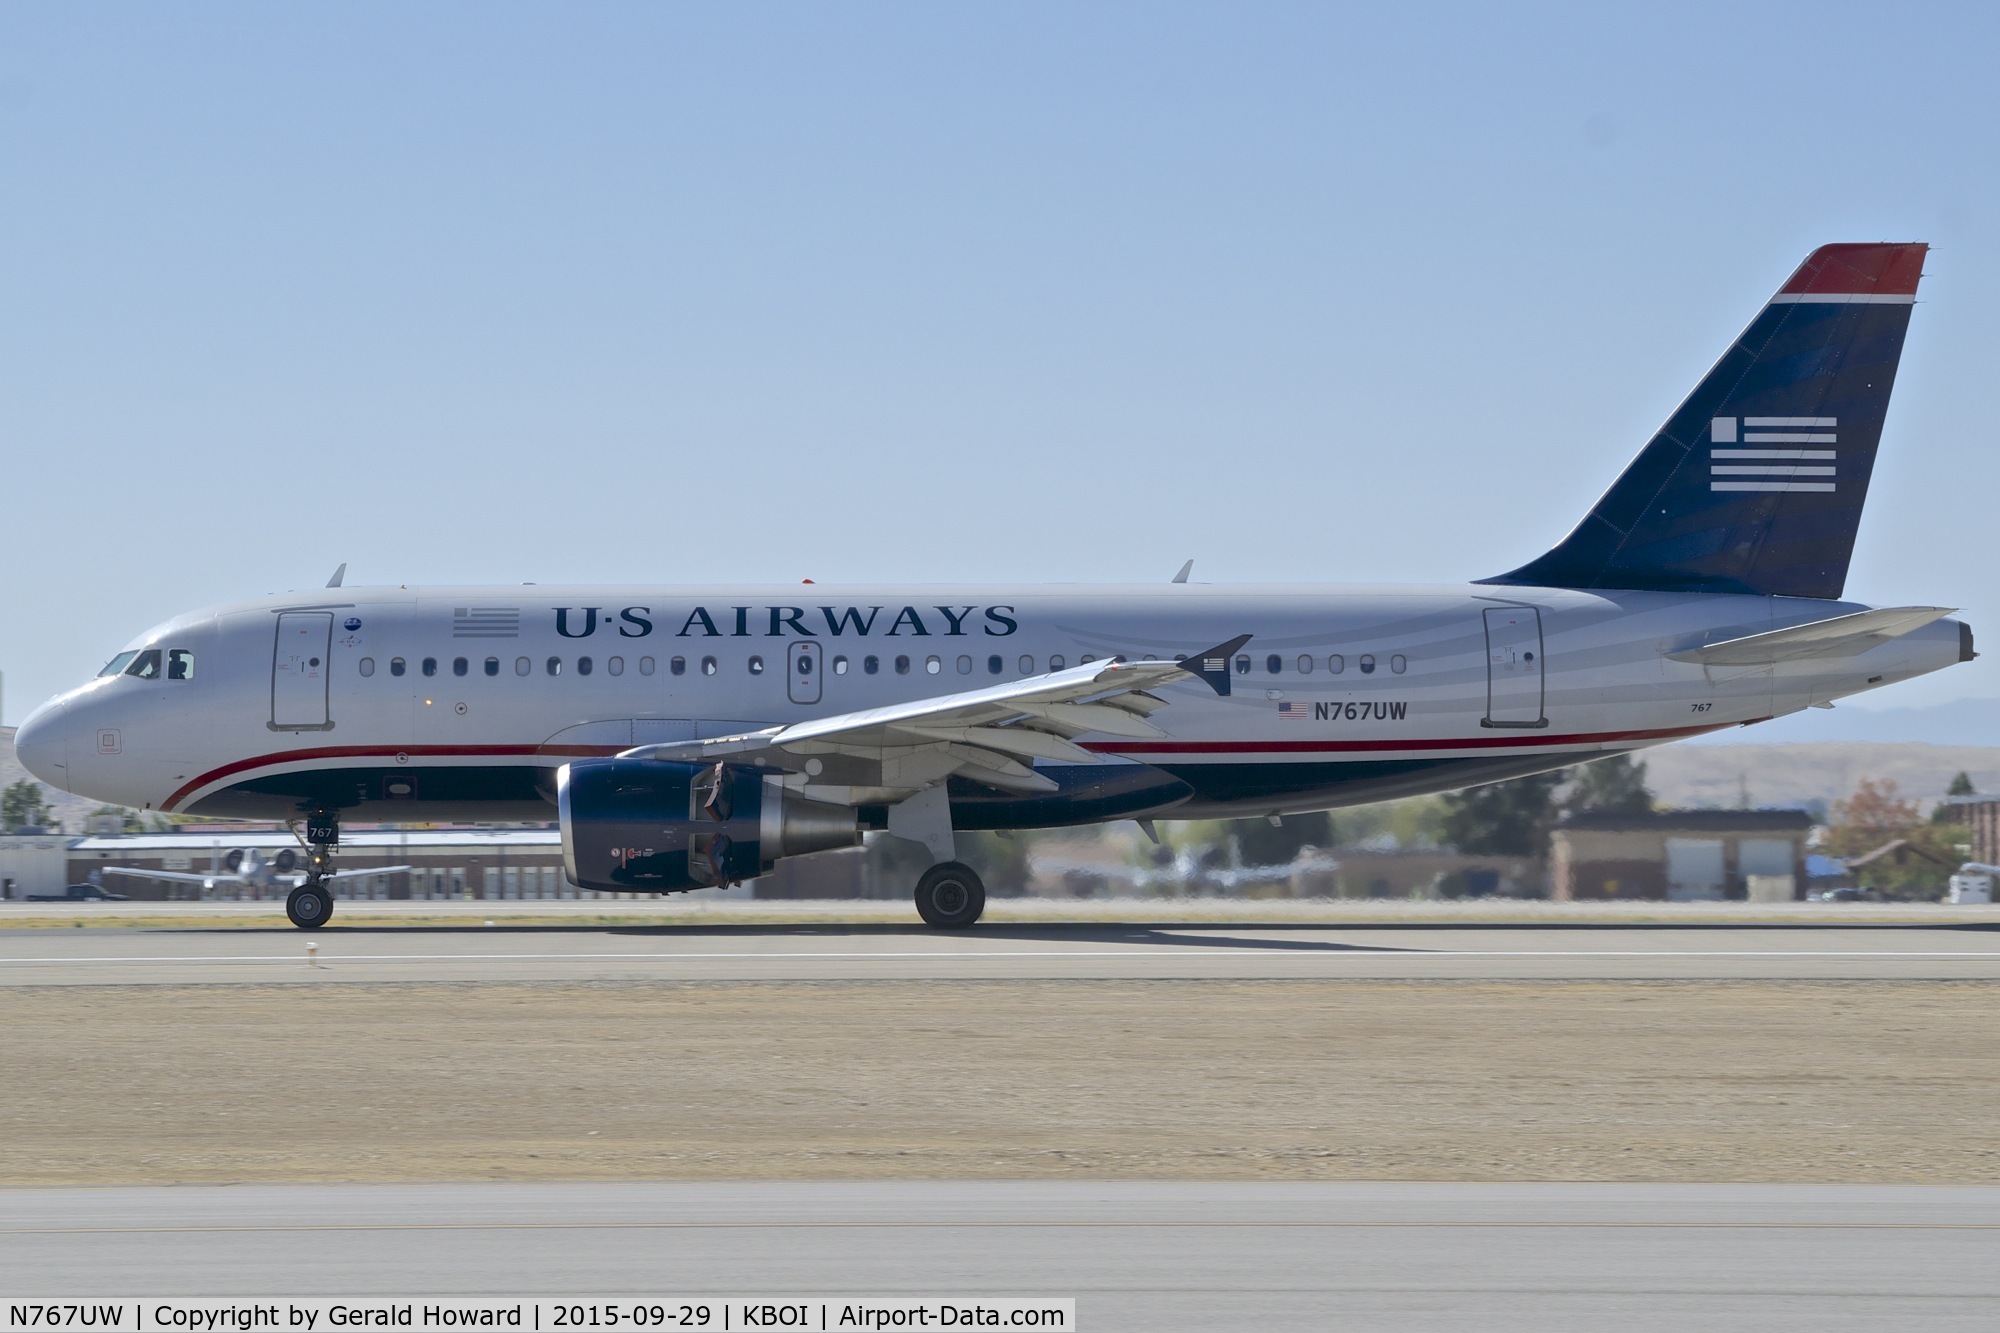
xmin=1667 ymin=606 xmax=1955 ymax=666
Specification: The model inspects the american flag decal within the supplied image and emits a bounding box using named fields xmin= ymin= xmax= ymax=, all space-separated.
xmin=1277 ymin=700 xmax=1306 ymax=721
xmin=453 ymin=607 xmax=521 ymax=638
xmin=1709 ymin=417 xmax=1836 ymax=494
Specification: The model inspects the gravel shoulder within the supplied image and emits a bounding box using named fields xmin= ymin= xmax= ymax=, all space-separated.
xmin=4 ymin=979 xmax=1995 ymax=1186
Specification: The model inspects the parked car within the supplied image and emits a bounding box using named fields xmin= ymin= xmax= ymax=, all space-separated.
xmin=1808 ymin=886 xmax=1881 ymax=903
xmin=24 ymin=885 xmax=131 ymax=902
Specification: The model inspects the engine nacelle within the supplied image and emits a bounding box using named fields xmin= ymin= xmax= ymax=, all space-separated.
xmin=557 ymin=758 xmax=861 ymax=893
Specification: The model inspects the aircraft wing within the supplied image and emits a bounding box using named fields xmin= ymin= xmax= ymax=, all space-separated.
xmin=277 ymin=866 xmax=414 ymax=885
xmin=1668 ymin=607 xmax=1955 ymax=666
xmin=102 ymin=867 xmax=232 ymax=888
xmin=620 ymin=635 xmax=1250 ymax=794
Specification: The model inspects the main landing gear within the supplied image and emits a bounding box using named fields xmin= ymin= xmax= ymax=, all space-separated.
xmin=914 ymin=861 xmax=986 ymax=929
xmin=285 ymin=808 xmax=339 ymax=930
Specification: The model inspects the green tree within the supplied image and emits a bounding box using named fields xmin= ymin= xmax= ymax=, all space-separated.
xmin=1439 ymin=772 xmax=1563 ymax=856
xmin=957 ymin=830 xmax=1035 ymax=896
xmin=1561 ymin=753 xmax=1654 ymax=817
xmin=1232 ymin=811 xmax=1334 ymax=867
xmin=1932 ymin=771 xmax=1977 ymax=824
xmin=89 ymin=804 xmax=148 ymax=834
xmin=1 ymin=780 xmax=56 ymax=833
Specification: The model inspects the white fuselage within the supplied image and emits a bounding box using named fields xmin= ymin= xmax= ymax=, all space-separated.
xmin=13 ymin=581 xmax=1967 ymax=827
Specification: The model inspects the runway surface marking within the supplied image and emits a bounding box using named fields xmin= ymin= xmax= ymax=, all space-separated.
xmin=4 ymin=949 xmax=2000 ymax=963
xmin=7 ymin=1220 xmax=1999 ymax=1233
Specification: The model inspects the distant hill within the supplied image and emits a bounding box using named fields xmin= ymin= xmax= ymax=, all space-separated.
xmin=1641 ymin=741 xmax=2000 ymax=814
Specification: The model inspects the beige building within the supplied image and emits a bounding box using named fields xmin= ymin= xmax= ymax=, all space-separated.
xmin=1549 ymin=810 xmax=1812 ymax=902
xmin=1937 ymin=795 xmax=2000 ymax=865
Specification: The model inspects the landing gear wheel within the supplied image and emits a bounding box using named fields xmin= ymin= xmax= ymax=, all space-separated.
xmin=914 ymin=862 xmax=986 ymax=929
xmin=287 ymin=883 xmax=334 ymax=930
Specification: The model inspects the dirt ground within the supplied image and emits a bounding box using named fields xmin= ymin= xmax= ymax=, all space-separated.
xmin=4 ymin=979 xmax=1997 ymax=1185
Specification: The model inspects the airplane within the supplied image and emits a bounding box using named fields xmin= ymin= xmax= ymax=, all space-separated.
xmin=14 ymin=242 xmax=1970 ymax=931
xmin=101 ymin=847 xmax=410 ymax=899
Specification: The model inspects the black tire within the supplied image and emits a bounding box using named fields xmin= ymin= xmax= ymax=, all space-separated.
xmin=286 ymin=883 xmax=334 ymax=929
xmin=914 ymin=862 xmax=986 ymax=929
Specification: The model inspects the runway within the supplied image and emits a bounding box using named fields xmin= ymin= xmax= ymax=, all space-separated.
xmin=2 ymin=1181 xmax=1996 ymax=1331
xmin=5 ymin=918 xmax=2000 ymax=982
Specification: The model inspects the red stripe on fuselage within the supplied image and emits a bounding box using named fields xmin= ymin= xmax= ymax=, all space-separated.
xmin=162 ymin=743 xmax=622 ymax=811
xmin=1082 ymin=720 xmax=1732 ymax=756
xmin=162 ymin=720 xmax=1745 ymax=811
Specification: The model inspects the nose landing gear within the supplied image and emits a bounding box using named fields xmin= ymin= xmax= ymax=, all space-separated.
xmin=284 ymin=808 xmax=340 ymax=930
xmin=286 ymin=882 xmax=333 ymax=930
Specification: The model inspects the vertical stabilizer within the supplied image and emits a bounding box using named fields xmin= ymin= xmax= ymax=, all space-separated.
xmin=1485 ymin=243 xmax=1926 ymax=599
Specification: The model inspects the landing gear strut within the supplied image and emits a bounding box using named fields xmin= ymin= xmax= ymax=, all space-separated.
xmin=285 ymin=808 xmax=339 ymax=930
xmin=914 ymin=861 xmax=986 ymax=929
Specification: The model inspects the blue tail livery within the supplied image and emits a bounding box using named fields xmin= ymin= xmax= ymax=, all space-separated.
xmin=1486 ymin=243 xmax=1926 ymax=599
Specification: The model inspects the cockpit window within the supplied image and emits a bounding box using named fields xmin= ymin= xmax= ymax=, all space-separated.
xmin=98 ymin=652 xmax=139 ymax=677
xmin=166 ymin=649 xmax=195 ymax=681
xmin=125 ymin=649 xmax=163 ymax=680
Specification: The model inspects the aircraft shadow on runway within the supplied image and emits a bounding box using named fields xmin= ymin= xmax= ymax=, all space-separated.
xmin=151 ymin=916 xmax=2000 ymax=950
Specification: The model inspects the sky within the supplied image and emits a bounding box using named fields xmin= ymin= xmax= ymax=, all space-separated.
xmin=4 ymin=2 xmax=2000 ymax=724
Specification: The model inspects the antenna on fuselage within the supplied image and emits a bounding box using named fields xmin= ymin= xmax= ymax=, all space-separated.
xmin=1170 ymin=559 xmax=1193 ymax=584
xmin=326 ymin=563 xmax=347 ymax=589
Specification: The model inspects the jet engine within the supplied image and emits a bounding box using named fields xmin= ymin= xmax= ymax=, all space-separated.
xmin=557 ymin=758 xmax=861 ymax=892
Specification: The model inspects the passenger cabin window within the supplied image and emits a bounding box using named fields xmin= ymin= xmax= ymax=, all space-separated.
xmin=547 ymin=657 xmax=562 ymax=676
xmin=1266 ymin=654 xmax=1282 ymax=675
xmin=925 ymin=655 xmax=941 ymax=674
xmin=894 ymin=655 xmax=910 ymax=675
xmin=639 ymin=657 xmax=655 ymax=676
xmin=1359 ymin=654 xmax=1376 ymax=675
xmin=701 ymin=656 xmax=718 ymax=676
xmin=833 ymin=656 xmax=849 ymax=675
xmin=1391 ymin=654 xmax=1407 ymax=674
xmin=578 ymin=656 xmax=594 ymax=676
xmin=670 ymin=656 xmax=686 ymax=676
xmin=99 ymin=652 xmax=140 ymax=677
xmin=988 ymin=654 xmax=1003 ymax=675
xmin=358 ymin=658 xmax=376 ymax=678
xmin=957 ymin=655 xmax=973 ymax=675
xmin=865 ymin=656 xmax=880 ymax=675
xmin=747 ymin=656 xmax=763 ymax=675
xmin=1297 ymin=655 xmax=1314 ymax=674
xmin=125 ymin=649 xmax=162 ymax=680
xmin=1019 ymin=655 xmax=1034 ymax=673
xmin=167 ymin=649 xmax=196 ymax=681
xmin=422 ymin=657 xmax=438 ymax=677
xmin=483 ymin=657 xmax=500 ymax=677
xmin=1234 ymin=655 xmax=1250 ymax=676
xmin=390 ymin=658 xmax=406 ymax=677
xmin=1329 ymin=655 xmax=1345 ymax=674
xmin=608 ymin=657 xmax=624 ymax=676
xmin=515 ymin=657 xmax=531 ymax=676
xmin=1049 ymin=654 xmax=1066 ymax=670
xmin=452 ymin=657 xmax=469 ymax=677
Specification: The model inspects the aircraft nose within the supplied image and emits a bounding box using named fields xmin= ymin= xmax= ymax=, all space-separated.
xmin=13 ymin=699 xmax=70 ymax=786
